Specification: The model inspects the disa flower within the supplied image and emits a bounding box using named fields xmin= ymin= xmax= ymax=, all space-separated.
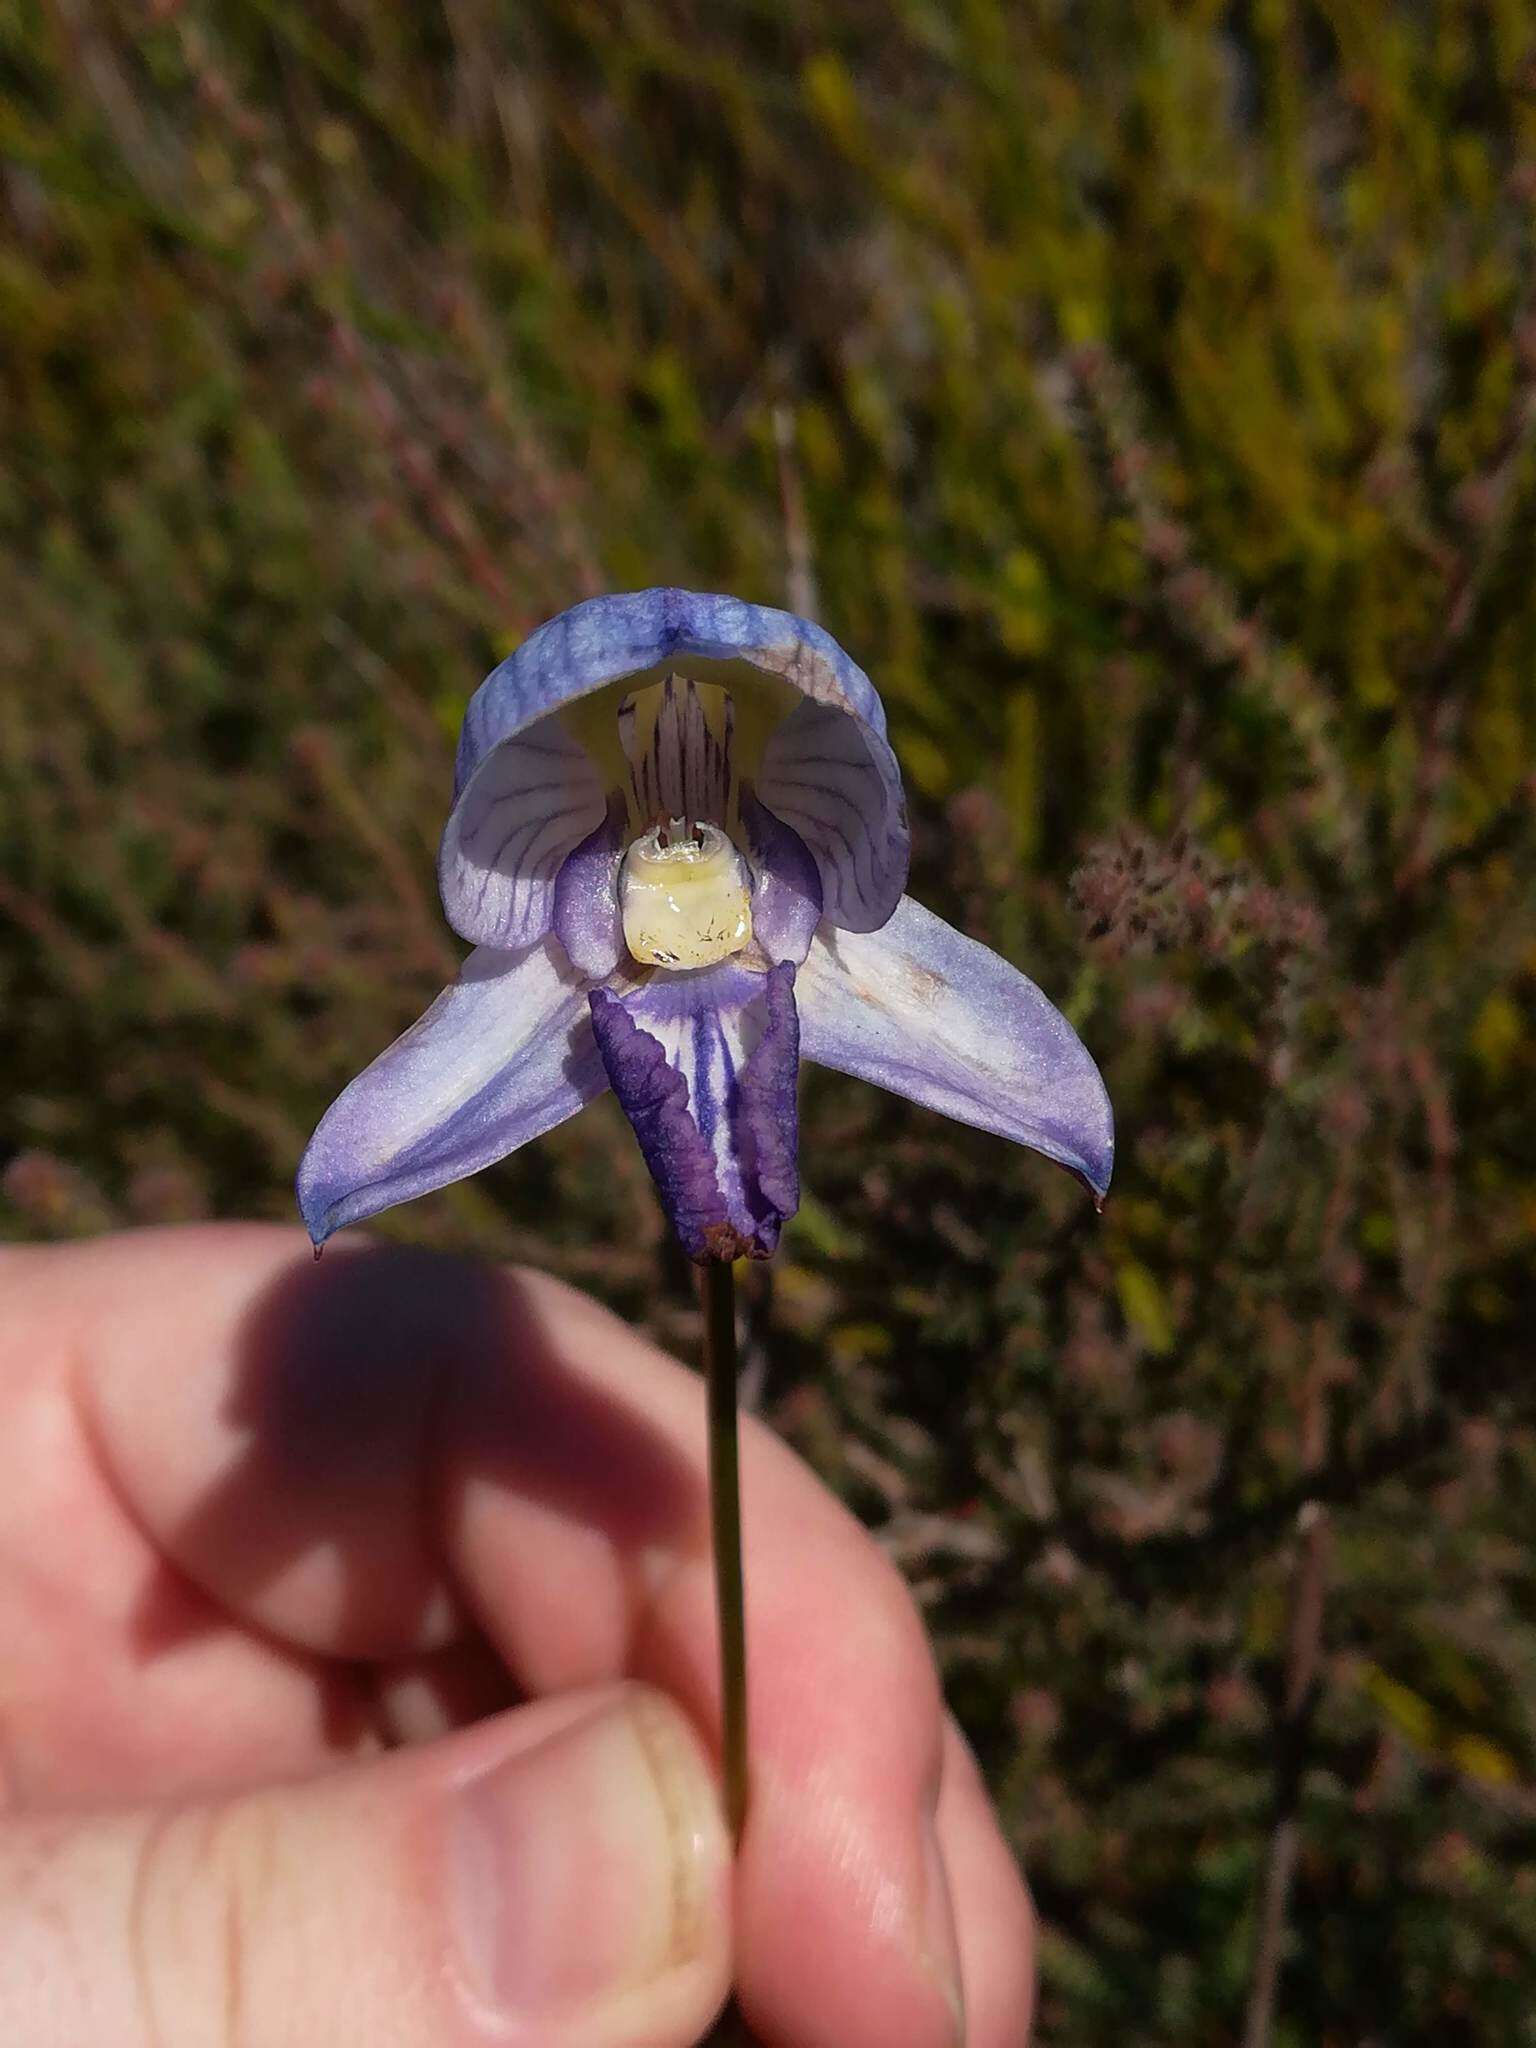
xmin=298 ymin=590 xmax=1113 ymax=1258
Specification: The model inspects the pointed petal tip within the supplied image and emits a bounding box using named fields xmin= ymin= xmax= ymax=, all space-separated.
xmin=1075 ymin=1098 xmax=1115 ymax=1206
xmin=1070 ymin=1102 xmax=1115 ymax=1209
xmin=291 ymin=939 xmax=606 ymax=1246
xmin=1040 ymin=1121 xmax=1113 ymax=1208
xmin=796 ymin=896 xmax=1115 ymax=1198
xmin=296 ymin=1169 xmax=339 ymax=1252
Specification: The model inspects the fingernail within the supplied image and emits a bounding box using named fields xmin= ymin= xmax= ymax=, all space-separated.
xmin=450 ymin=1690 xmax=724 ymax=2024
xmin=919 ymin=1815 xmax=966 ymax=2043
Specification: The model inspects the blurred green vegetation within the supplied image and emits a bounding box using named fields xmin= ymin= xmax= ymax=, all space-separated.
xmin=3 ymin=2 xmax=1535 ymax=2040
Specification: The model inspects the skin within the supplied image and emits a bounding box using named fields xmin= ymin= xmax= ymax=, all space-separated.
xmin=0 ymin=1224 xmax=1034 ymax=2046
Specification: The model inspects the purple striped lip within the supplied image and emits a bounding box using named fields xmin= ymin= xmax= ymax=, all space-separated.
xmin=588 ymin=962 xmax=800 ymax=1261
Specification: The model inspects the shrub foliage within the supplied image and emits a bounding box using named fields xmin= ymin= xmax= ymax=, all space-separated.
xmin=2 ymin=4 xmax=1534 ymax=2040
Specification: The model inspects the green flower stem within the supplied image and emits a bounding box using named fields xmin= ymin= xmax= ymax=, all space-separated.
xmin=703 ymin=1256 xmax=749 ymax=1846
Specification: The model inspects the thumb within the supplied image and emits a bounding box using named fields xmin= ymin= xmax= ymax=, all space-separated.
xmin=0 ymin=1681 xmax=732 ymax=2048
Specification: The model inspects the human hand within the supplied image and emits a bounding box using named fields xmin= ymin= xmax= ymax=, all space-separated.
xmin=0 ymin=1225 xmax=1033 ymax=2045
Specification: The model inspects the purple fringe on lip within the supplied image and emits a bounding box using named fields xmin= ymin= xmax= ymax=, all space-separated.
xmin=588 ymin=962 xmax=801 ymax=1262
xmin=734 ymin=962 xmax=800 ymax=1234
xmin=588 ymin=987 xmax=732 ymax=1259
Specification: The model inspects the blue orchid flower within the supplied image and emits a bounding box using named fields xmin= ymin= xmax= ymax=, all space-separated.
xmin=298 ymin=590 xmax=1113 ymax=1261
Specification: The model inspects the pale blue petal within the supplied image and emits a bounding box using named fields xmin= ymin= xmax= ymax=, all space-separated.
xmin=741 ymin=791 xmax=823 ymax=965
xmin=757 ymin=699 xmax=909 ymax=930
xmin=297 ymin=939 xmax=606 ymax=1243
xmin=795 ymin=897 xmax=1114 ymax=1198
xmin=438 ymin=712 xmax=607 ymax=949
xmin=448 ymin=589 xmax=909 ymax=936
xmin=551 ymin=798 xmax=627 ymax=980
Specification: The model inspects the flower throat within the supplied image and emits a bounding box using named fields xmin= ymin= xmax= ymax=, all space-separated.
xmin=617 ymin=675 xmax=755 ymax=969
